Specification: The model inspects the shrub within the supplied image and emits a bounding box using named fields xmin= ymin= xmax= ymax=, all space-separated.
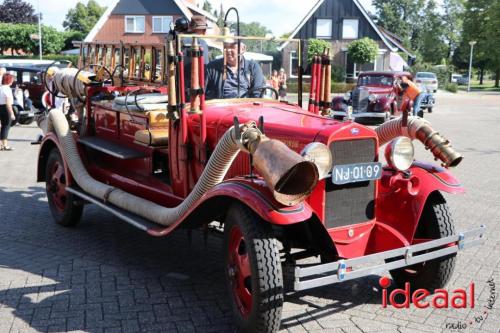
xmin=445 ymin=83 xmax=458 ymax=93
xmin=307 ymin=39 xmax=331 ymax=63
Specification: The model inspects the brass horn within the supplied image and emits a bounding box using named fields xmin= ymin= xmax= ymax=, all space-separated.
xmin=250 ymin=137 xmax=319 ymax=206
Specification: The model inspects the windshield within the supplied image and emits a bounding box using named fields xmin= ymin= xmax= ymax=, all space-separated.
xmin=358 ymin=75 xmax=393 ymax=87
xmin=416 ymin=72 xmax=436 ymax=79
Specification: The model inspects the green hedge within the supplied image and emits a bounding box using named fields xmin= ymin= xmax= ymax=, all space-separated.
xmin=287 ymin=80 xmax=356 ymax=94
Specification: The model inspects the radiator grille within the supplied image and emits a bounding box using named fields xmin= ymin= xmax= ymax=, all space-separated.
xmin=352 ymin=87 xmax=369 ymax=114
xmin=324 ymin=139 xmax=376 ymax=229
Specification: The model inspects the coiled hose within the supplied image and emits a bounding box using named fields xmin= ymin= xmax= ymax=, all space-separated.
xmin=48 ymin=108 xmax=244 ymax=226
xmin=375 ymin=116 xmax=463 ymax=167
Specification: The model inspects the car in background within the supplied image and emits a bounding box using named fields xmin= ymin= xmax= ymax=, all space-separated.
xmin=451 ymin=74 xmax=462 ymax=83
xmin=457 ymin=74 xmax=469 ymax=85
xmin=332 ymin=71 xmax=412 ymax=124
xmin=5 ymin=66 xmax=46 ymax=125
xmin=415 ymin=72 xmax=438 ymax=92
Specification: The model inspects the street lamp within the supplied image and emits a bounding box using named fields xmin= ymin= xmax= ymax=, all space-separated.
xmin=38 ymin=0 xmax=42 ymax=60
xmin=467 ymin=41 xmax=476 ymax=92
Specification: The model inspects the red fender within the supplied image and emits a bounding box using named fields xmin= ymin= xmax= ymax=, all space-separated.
xmin=37 ymin=133 xmax=76 ymax=186
xmin=376 ymin=161 xmax=464 ymax=243
xmin=147 ymin=178 xmax=314 ymax=237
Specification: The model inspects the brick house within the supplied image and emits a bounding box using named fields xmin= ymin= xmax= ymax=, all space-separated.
xmin=85 ymin=0 xmax=218 ymax=45
xmin=279 ymin=0 xmax=414 ymax=79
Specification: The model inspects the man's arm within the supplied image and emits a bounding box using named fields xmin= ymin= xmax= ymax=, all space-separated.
xmin=249 ymin=61 xmax=266 ymax=98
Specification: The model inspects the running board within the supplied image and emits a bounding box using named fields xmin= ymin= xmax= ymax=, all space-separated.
xmin=66 ymin=187 xmax=162 ymax=232
xmin=294 ymin=225 xmax=486 ymax=291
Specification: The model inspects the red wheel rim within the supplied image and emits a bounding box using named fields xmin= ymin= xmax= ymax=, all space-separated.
xmin=228 ymin=225 xmax=252 ymax=317
xmin=47 ymin=161 xmax=67 ymax=212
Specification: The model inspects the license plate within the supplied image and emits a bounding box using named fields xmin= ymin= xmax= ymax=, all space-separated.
xmin=332 ymin=162 xmax=382 ymax=185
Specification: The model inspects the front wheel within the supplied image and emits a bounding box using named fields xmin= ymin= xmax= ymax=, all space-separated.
xmin=224 ymin=203 xmax=283 ymax=333
xmin=428 ymin=107 xmax=433 ymax=113
xmin=45 ymin=149 xmax=84 ymax=227
xmin=390 ymin=192 xmax=456 ymax=291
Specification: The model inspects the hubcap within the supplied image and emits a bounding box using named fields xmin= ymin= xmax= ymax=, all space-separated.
xmin=47 ymin=161 xmax=67 ymax=212
xmin=228 ymin=226 xmax=252 ymax=317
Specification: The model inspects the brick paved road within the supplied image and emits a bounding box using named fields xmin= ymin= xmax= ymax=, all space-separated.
xmin=0 ymin=91 xmax=499 ymax=332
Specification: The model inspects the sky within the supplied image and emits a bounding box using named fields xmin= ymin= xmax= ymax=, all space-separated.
xmin=26 ymin=0 xmax=374 ymax=36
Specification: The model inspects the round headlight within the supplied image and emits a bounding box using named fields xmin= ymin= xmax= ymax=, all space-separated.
xmin=368 ymin=94 xmax=377 ymax=102
xmin=301 ymin=142 xmax=332 ymax=180
xmin=385 ymin=137 xmax=415 ymax=171
xmin=344 ymin=92 xmax=351 ymax=101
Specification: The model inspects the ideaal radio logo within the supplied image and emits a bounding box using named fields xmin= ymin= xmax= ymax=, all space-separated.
xmin=379 ymin=276 xmax=497 ymax=330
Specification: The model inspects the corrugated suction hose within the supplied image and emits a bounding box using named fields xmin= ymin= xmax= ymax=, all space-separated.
xmin=376 ymin=116 xmax=463 ymax=167
xmin=47 ymin=108 xmax=244 ymax=226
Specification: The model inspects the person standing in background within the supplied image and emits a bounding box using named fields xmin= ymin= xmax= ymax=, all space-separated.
xmin=0 ymin=73 xmax=16 ymax=150
xmin=270 ymin=69 xmax=279 ymax=91
xmin=278 ymin=68 xmax=287 ymax=101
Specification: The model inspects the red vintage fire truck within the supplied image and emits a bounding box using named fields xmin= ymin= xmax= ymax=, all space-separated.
xmin=36 ymin=15 xmax=484 ymax=333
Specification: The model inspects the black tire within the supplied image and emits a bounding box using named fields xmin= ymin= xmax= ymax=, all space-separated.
xmin=45 ymin=149 xmax=83 ymax=227
xmin=19 ymin=117 xmax=34 ymax=125
xmin=417 ymin=110 xmax=424 ymax=118
xmin=428 ymin=107 xmax=433 ymax=113
xmin=390 ymin=192 xmax=456 ymax=291
xmin=224 ymin=203 xmax=283 ymax=333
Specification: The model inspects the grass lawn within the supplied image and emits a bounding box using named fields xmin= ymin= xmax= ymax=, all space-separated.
xmin=458 ymin=80 xmax=500 ymax=92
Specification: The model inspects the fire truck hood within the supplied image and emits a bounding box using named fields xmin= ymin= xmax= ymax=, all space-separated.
xmin=209 ymin=100 xmax=375 ymax=151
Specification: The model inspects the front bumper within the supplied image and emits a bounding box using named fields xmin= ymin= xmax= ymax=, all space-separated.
xmin=294 ymin=225 xmax=485 ymax=291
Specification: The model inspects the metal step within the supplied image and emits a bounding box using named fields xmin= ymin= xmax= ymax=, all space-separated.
xmin=66 ymin=187 xmax=163 ymax=232
xmin=78 ymin=136 xmax=146 ymax=160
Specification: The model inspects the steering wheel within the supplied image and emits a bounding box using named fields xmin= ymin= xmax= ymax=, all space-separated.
xmin=246 ymin=86 xmax=279 ymax=100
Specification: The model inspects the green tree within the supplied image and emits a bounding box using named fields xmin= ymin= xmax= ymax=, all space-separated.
xmin=373 ymin=0 xmax=425 ymax=50
xmin=306 ymin=39 xmax=330 ymax=63
xmin=457 ymin=0 xmax=490 ymax=83
xmin=442 ymin=0 xmax=464 ymax=60
xmin=63 ymin=0 xmax=106 ymax=34
xmin=419 ymin=0 xmax=447 ymax=64
xmin=0 ymin=0 xmax=37 ymax=24
xmin=485 ymin=0 xmax=500 ymax=87
xmin=202 ymin=0 xmax=212 ymax=13
xmin=228 ymin=21 xmax=272 ymax=53
xmin=62 ymin=30 xmax=84 ymax=51
xmin=347 ymin=38 xmax=378 ymax=65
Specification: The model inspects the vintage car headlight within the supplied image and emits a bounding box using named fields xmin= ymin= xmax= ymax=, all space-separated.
xmin=301 ymin=142 xmax=332 ymax=180
xmin=368 ymin=94 xmax=377 ymax=103
xmin=384 ymin=137 xmax=414 ymax=171
xmin=344 ymin=92 xmax=351 ymax=101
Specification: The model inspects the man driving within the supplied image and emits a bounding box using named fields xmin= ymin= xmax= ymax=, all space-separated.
xmin=205 ymin=37 xmax=265 ymax=100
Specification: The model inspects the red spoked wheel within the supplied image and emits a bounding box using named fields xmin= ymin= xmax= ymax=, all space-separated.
xmin=228 ymin=225 xmax=253 ymax=318
xmin=45 ymin=149 xmax=83 ymax=226
xmin=47 ymin=159 xmax=67 ymax=212
xmin=224 ymin=203 xmax=283 ymax=333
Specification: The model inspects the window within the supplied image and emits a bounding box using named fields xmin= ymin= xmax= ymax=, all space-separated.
xmin=316 ymin=19 xmax=332 ymax=39
xmin=152 ymin=16 xmax=173 ymax=33
xmin=290 ymin=51 xmax=298 ymax=77
xmin=125 ymin=16 xmax=145 ymax=33
xmin=342 ymin=19 xmax=359 ymax=39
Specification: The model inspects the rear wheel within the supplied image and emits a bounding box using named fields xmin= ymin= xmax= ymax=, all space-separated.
xmin=45 ymin=149 xmax=83 ymax=227
xmin=390 ymin=192 xmax=456 ymax=291
xmin=224 ymin=203 xmax=283 ymax=333
xmin=428 ymin=107 xmax=433 ymax=113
